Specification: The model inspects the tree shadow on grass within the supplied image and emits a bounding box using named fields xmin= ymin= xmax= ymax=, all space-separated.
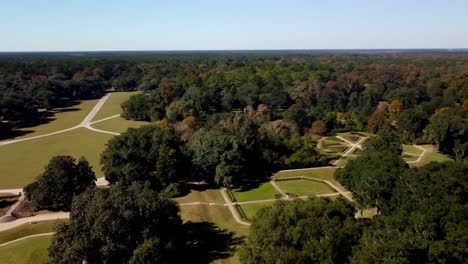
xmin=181 ymin=222 xmax=245 ymax=263
xmin=235 ymin=181 xmax=263 ymax=192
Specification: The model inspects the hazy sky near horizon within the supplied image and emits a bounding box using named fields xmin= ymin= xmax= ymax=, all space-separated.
xmin=1 ymin=0 xmax=467 ymax=51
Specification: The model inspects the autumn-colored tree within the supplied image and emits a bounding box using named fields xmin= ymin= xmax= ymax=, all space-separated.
xmin=368 ymin=109 xmax=388 ymax=133
xmin=389 ymin=99 xmax=403 ymax=114
xmin=311 ymin=120 xmax=328 ymax=136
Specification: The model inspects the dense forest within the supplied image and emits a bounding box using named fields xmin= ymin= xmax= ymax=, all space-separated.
xmin=1 ymin=52 xmax=467 ymax=160
xmin=3 ymin=52 xmax=466 ymax=263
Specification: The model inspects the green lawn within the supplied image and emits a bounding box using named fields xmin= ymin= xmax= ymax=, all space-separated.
xmin=275 ymin=180 xmax=335 ymax=196
xmin=92 ymin=91 xmax=140 ymax=121
xmin=0 ymin=220 xmax=64 ymax=244
xmin=232 ymin=183 xmax=279 ymax=202
xmin=92 ymin=116 xmax=149 ymax=133
xmin=410 ymin=145 xmax=453 ymax=167
xmin=174 ymin=188 xmax=225 ymax=204
xmin=272 ymin=167 xmax=350 ymax=194
xmin=0 ymin=235 xmax=52 ymax=264
xmin=402 ymin=144 xmax=423 ymax=155
xmin=2 ymin=99 xmax=99 ymax=141
xmin=0 ymin=128 xmax=113 ymax=188
xmin=337 ymin=132 xmax=360 ymax=143
xmin=402 ymin=153 xmax=419 ymax=162
xmin=240 ymin=202 xmax=274 ymax=220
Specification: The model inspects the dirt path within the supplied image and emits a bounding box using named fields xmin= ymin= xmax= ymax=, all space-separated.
xmin=406 ymin=145 xmax=427 ymax=164
xmin=0 ymin=212 xmax=69 ymax=232
xmin=220 ymin=189 xmax=251 ymax=226
xmin=269 ymin=181 xmax=287 ymax=196
xmin=0 ymin=232 xmax=54 ymax=247
xmin=333 ymin=136 xmax=367 ymax=166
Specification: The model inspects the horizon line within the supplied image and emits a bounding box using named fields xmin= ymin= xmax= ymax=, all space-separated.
xmin=1 ymin=48 xmax=468 ymax=53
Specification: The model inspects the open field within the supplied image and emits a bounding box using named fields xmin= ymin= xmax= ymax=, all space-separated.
xmin=91 ymin=91 xmax=140 ymax=121
xmin=175 ymin=188 xmax=225 ymax=204
xmin=0 ymin=220 xmax=63 ymax=245
xmin=2 ymin=99 xmax=99 ymax=141
xmin=92 ymin=116 xmax=149 ymax=133
xmin=275 ymin=180 xmax=335 ymax=196
xmin=0 ymin=128 xmax=113 ymax=189
xmin=0 ymin=235 xmax=52 ymax=264
xmin=232 ymin=183 xmax=279 ymax=202
xmin=240 ymin=202 xmax=274 ymax=220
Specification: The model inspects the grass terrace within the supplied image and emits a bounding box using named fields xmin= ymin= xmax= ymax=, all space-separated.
xmin=232 ymin=182 xmax=279 ymax=202
xmin=240 ymin=202 xmax=275 ymax=220
xmin=275 ymin=179 xmax=336 ymax=197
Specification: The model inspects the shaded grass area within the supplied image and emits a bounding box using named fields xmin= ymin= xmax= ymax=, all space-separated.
xmin=92 ymin=116 xmax=149 ymax=133
xmin=180 ymin=205 xmax=249 ymax=264
xmin=275 ymin=180 xmax=335 ymax=196
xmin=240 ymin=202 xmax=274 ymax=220
xmin=232 ymin=182 xmax=279 ymax=202
xmin=0 ymin=235 xmax=52 ymax=264
xmin=0 ymin=220 xmax=64 ymax=244
xmin=1 ymin=99 xmax=99 ymax=141
xmin=0 ymin=128 xmax=113 ymax=188
xmin=174 ymin=187 xmax=225 ymax=204
xmin=92 ymin=91 xmax=140 ymax=121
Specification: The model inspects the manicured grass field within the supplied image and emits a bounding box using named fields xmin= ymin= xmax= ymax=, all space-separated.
xmin=174 ymin=188 xmax=225 ymax=204
xmin=402 ymin=153 xmax=419 ymax=162
xmin=92 ymin=91 xmax=140 ymax=121
xmin=240 ymin=202 xmax=274 ymax=220
xmin=0 ymin=220 xmax=64 ymax=244
xmin=2 ymin=99 xmax=99 ymax=141
xmin=0 ymin=128 xmax=113 ymax=188
xmin=272 ymin=167 xmax=349 ymax=194
xmin=232 ymin=183 xmax=279 ymax=202
xmin=92 ymin=116 xmax=149 ymax=133
xmin=0 ymin=235 xmax=52 ymax=264
xmin=410 ymin=145 xmax=453 ymax=167
xmin=275 ymin=180 xmax=335 ymax=196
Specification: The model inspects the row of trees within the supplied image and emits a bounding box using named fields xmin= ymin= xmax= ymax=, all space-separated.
xmin=242 ymin=130 xmax=467 ymax=263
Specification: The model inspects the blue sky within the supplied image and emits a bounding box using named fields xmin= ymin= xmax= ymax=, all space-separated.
xmin=1 ymin=0 xmax=467 ymax=51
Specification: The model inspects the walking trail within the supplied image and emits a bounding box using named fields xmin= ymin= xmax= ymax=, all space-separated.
xmin=0 ymin=93 xmax=121 ymax=147
xmin=0 ymin=232 xmax=54 ymax=247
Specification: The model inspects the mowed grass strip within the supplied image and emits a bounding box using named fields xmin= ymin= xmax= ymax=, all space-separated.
xmin=0 ymin=128 xmax=113 ymax=189
xmin=92 ymin=116 xmax=149 ymax=134
xmin=4 ymin=99 xmax=100 ymax=141
xmin=232 ymin=182 xmax=279 ymax=202
xmin=0 ymin=235 xmax=52 ymax=264
xmin=240 ymin=202 xmax=274 ymax=220
xmin=92 ymin=91 xmax=140 ymax=121
xmin=0 ymin=220 xmax=64 ymax=244
xmin=175 ymin=188 xmax=225 ymax=204
xmin=275 ymin=180 xmax=335 ymax=196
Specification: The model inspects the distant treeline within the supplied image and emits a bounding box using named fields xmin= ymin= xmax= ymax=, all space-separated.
xmin=0 ymin=53 xmax=467 ymax=159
